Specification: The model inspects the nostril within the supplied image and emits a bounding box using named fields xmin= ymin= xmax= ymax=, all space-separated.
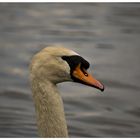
xmin=81 ymin=67 xmax=88 ymax=77
xmin=84 ymin=73 xmax=88 ymax=77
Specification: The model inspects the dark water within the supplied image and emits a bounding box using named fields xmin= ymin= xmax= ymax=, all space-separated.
xmin=0 ymin=3 xmax=140 ymax=137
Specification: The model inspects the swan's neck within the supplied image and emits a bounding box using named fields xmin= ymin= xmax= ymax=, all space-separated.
xmin=31 ymin=78 xmax=68 ymax=137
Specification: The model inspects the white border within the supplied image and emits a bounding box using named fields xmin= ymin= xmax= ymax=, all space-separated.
xmin=0 ymin=138 xmax=139 ymax=140
xmin=0 ymin=0 xmax=140 ymax=2
xmin=0 ymin=138 xmax=138 ymax=139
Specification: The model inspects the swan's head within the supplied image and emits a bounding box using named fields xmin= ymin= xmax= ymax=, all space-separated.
xmin=30 ymin=46 xmax=104 ymax=91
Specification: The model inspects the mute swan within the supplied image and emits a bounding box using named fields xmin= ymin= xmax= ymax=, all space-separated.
xmin=30 ymin=46 xmax=104 ymax=137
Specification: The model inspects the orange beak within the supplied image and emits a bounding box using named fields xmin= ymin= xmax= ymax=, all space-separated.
xmin=72 ymin=64 xmax=104 ymax=91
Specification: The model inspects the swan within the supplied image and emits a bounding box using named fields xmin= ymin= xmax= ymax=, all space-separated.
xmin=30 ymin=45 xmax=104 ymax=137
